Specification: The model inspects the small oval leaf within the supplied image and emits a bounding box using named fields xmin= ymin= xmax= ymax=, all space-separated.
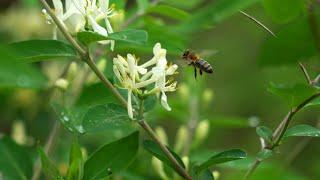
xmin=256 ymin=126 xmax=273 ymax=143
xmin=284 ymin=124 xmax=320 ymax=138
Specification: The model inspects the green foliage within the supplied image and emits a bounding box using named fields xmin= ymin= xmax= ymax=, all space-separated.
xmin=52 ymin=103 xmax=136 ymax=134
xmin=38 ymin=147 xmax=64 ymax=180
xmin=259 ymin=18 xmax=317 ymax=66
xmin=262 ymin=0 xmax=306 ymax=23
xmin=83 ymin=131 xmax=139 ymax=179
xmin=66 ymin=140 xmax=84 ymax=180
xmin=257 ymin=149 xmax=273 ymax=161
xmin=268 ymin=83 xmax=317 ymax=107
xmin=192 ymin=169 xmax=214 ymax=180
xmin=77 ymin=30 xmax=148 ymax=45
xmin=0 ymin=136 xmax=33 ymax=180
xmin=0 ymin=45 xmax=47 ymax=89
xmin=10 ymin=40 xmax=78 ymax=62
xmin=147 ymin=5 xmax=190 ymax=21
xmin=177 ymin=0 xmax=260 ymax=33
xmin=256 ymin=126 xmax=273 ymax=143
xmin=284 ymin=124 xmax=320 ymax=138
xmin=143 ymin=140 xmax=186 ymax=175
xmin=137 ymin=0 xmax=149 ymax=13
xmin=194 ymin=149 xmax=246 ymax=173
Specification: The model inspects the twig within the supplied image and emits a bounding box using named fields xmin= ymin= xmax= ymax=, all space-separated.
xmin=239 ymin=10 xmax=276 ymax=37
xmin=298 ymin=62 xmax=313 ymax=85
xmin=39 ymin=1 xmax=191 ymax=179
xmin=138 ymin=120 xmax=192 ymax=180
xmin=244 ymin=92 xmax=320 ymax=179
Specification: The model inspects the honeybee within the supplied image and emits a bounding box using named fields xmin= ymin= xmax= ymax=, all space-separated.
xmin=182 ymin=49 xmax=213 ymax=79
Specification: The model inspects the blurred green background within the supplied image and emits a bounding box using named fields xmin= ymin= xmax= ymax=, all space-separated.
xmin=1 ymin=0 xmax=320 ymax=179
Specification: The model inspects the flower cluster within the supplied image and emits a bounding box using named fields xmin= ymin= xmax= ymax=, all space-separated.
xmin=113 ymin=43 xmax=178 ymax=119
xmin=43 ymin=0 xmax=115 ymax=50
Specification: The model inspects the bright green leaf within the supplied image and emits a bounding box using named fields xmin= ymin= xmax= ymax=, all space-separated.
xmin=196 ymin=149 xmax=246 ymax=173
xmin=0 ymin=136 xmax=33 ymax=180
xmin=10 ymin=40 xmax=77 ymax=62
xmin=143 ymin=140 xmax=186 ymax=177
xmin=257 ymin=149 xmax=273 ymax=161
xmin=147 ymin=5 xmax=190 ymax=21
xmin=38 ymin=147 xmax=64 ymax=180
xmin=77 ymin=29 xmax=148 ymax=45
xmin=83 ymin=131 xmax=139 ymax=180
xmin=82 ymin=103 xmax=136 ymax=133
xmin=267 ymin=83 xmax=317 ymax=107
xmin=284 ymin=124 xmax=320 ymax=138
xmin=67 ymin=139 xmax=84 ymax=180
xmin=256 ymin=126 xmax=273 ymax=143
xmin=259 ymin=18 xmax=317 ymax=66
xmin=262 ymin=0 xmax=305 ymax=23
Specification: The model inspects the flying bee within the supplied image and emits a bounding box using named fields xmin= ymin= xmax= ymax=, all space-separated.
xmin=181 ymin=49 xmax=213 ymax=79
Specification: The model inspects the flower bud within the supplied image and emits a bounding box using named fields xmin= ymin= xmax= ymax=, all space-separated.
xmin=202 ymin=89 xmax=214 ymax=104
xmin=67 ymin=62 xmax=78 ymax=81
xmin=155 ymin=127 xmax=168 ymax=145
xmin=212 ymin=170 xmax=220 ymax=180
xmin=182 ymin=156 xmax=189 ymax=171
xmin=54 ymin=78 xmax=69 ymax=91
xmin=174 ymin=125 xmax=188 ymax=153
xmin=248 ymin=116 xmax=260 ymax=127
xmin=11 ymin=121 xmax=27 ymax=145
xmin=151 ymin=157 xmax=169 ymax=180
xmin=192 ymin=120 xmax=210 ymax=148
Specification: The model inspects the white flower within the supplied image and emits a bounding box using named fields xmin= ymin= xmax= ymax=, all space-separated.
xmin=113 ymin=43 xmax=178 ymax=119
xmin=43 ymin=0 xmax=115 ymax=50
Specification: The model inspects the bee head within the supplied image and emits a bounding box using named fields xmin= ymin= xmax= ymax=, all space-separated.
xmin=182 ymin=49 xmax=190 ymax=59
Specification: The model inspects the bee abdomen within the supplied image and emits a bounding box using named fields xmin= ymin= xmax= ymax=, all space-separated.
xmin=195 ymin=59 xmax=213 ymax=73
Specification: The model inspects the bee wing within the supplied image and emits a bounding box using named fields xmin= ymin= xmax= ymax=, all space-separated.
xmin=198 ymin=49 xmax=219 ymax=58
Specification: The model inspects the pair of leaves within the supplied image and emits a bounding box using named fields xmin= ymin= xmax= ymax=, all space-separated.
xmin=52 ymin=103 xmax=135 ymax=135
xmin=40 ymin=132 xmax=139 ymax=180
xmin=0 ymin=136 xmax=33 ymax=180
xmin=10 ymin=29 xmax=148 ymax=63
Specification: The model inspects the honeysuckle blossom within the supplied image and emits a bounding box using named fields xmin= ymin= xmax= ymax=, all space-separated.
xmin=42 ymin=0 xmax=115 ymax=50
xmin=113 ymin=43 xmax=178 ymax=119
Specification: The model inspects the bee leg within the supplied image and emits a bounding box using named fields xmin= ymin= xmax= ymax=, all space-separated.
xmin=200 ymin=69 xmax=203 ymax=75
xmin=194 ymin=67 xmax=197 ymax=79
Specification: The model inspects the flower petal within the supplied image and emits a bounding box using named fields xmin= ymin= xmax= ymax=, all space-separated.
xmin=160 ymin=92 xmax=171 ymax=111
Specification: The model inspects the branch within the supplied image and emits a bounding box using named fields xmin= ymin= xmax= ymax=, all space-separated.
xmin=298 ymin=62 xmax=313 ymax=85
xmin=39 ymin=1 xmax=191 ymax=179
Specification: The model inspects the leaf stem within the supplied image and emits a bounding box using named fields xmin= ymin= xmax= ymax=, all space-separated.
xmin=298 ymin=62 xmax=313 ymax=85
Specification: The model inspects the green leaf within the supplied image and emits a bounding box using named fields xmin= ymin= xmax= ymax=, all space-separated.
xmin=262 ymin=0 xmax=305 ymax=23
xmin=268 ymin=83 xmax=317 ymax=107
xmin=51 ymin=103 xmax=86 ymax=134
xmin=259 ymin=18 xmax=317 ymax=66
xmin=83 ymin=131 xmax=139 ymax=180
xmin=82 ymin=103 xmax=136 ymax=133
xmin=192 ymin=169 xmax=215 ymax=180
xmin=257 ymin=149 xmax=273 ymax=161
xmin=284 ymin=124 xmax=320 ymax=138
xmin=77 ymin=29 xmax=148 ymax=45
xmin=256 ymin=126 xmax=273 ymax=143
xmin=147 ymin=5 xmax=190 ymax=21
xmin=177 ymin=0 xmax=260 ymax=33
xmin=0 ymin=45 xmax=48 ymax=89
xmin=10 ymin=40 xmax=77 ymax=62
xmin=195 ymin=149 xmax=246 ymax=173
xmin=137 ymin=0 xmax=149 ymax=13
xmin=67 ymin=139 xmax=84 ymax=180
xmin=38 ymin=147 xmax=64 ymax=180
xmin=143 ymin=140 xmax=186 ymax=177
xmin=0 ymin=136 xmax=33 ymax=180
